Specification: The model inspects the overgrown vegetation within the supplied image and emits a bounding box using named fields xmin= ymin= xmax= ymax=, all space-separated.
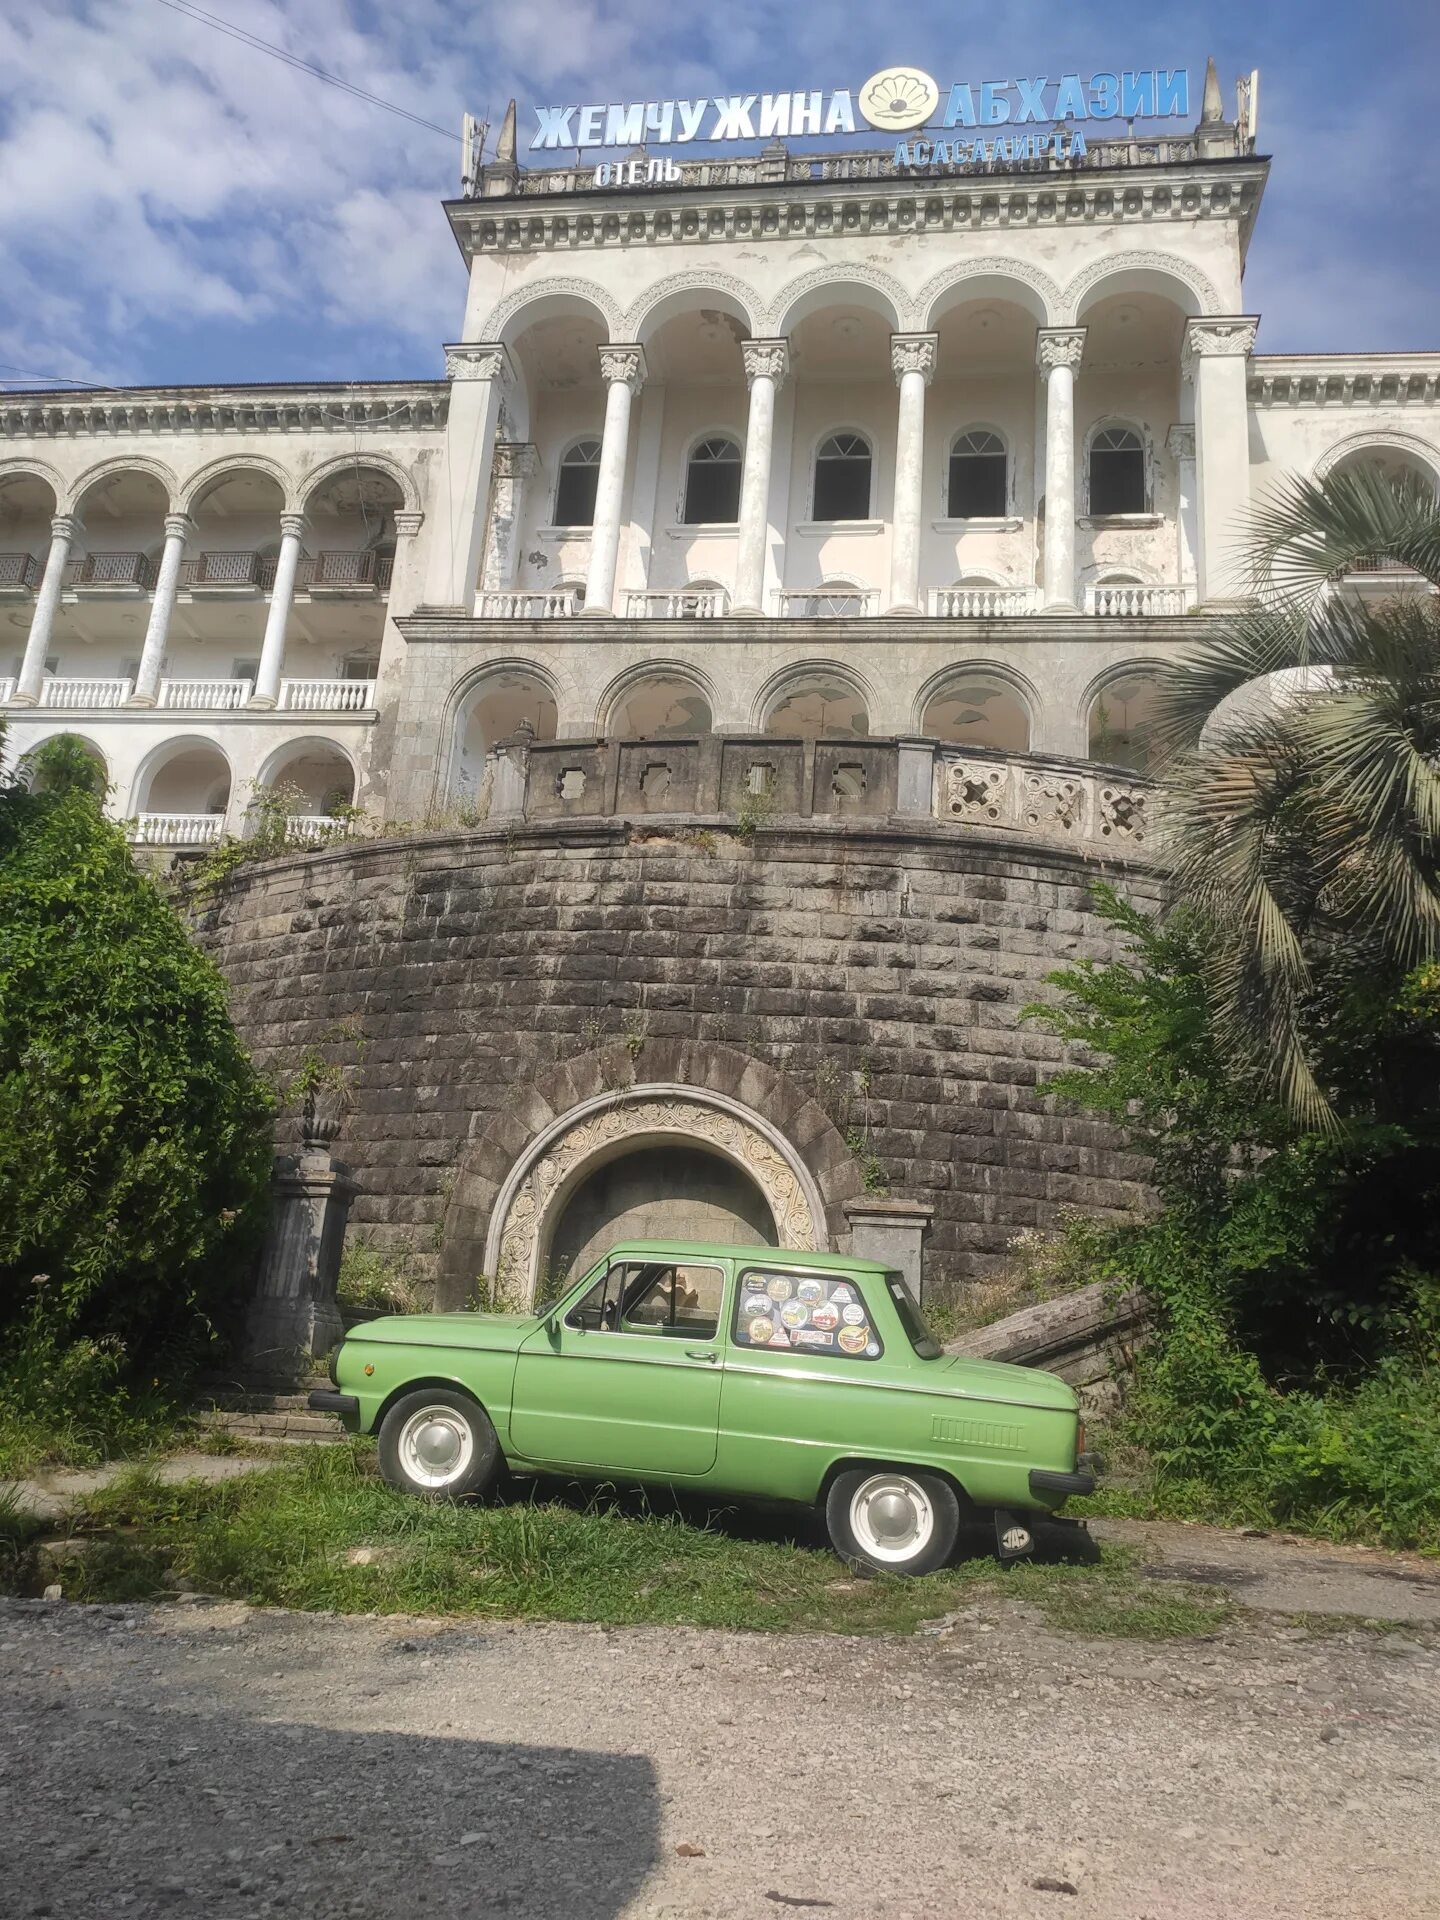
xmin=0 ymin=737 xmax=274 ymax=1471
xmin=8 ymin=1444 xmax=1235 ymax=1640
xmin=1025 ymin=887 xmax=1440 ymax=1552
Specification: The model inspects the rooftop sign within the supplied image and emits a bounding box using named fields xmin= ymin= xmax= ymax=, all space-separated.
xmin=529 ymin=66 xmax=1191 ymax=153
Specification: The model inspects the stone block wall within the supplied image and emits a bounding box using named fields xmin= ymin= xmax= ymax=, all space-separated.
xmin=191 ymin=810 xmax=1161 ymax=1305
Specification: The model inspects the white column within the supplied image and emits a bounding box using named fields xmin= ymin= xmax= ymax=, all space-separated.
xmin=479 ymin=443 xmax=537 ymax=593
xmin=734 ymin=338 xmax=789 ymax=615
xmin=426 ymin=343 xmax=512 ymax=609
xmin=12 ymin=514 xmax=79 ymax=705
xmin=887 ymin=333 xmax=938 ymax=614
xmin=1167 ymin=422 xmax=1199 ymax=591
xmin=1036 ymin=328 xmax=1086 ymax=611
xmin=251 ymin=512 xmax=306 ymax=709
xmin=1184 ymin=316 xmax=1259 ymax=605
xmin=129 ymin=512 xmax=192 ymax=706
xmin=583 ymin=344 xmax=646 ymax=617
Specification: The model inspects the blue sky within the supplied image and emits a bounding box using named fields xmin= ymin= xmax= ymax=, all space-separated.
xmin=1 ymin=0 xmax=1436 ymax=391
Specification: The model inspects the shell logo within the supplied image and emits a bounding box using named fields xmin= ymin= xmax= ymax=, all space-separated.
xmin=858 ymin=67 xmax=941 ymax=133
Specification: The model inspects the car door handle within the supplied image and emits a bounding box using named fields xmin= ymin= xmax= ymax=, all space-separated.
xmin=685 ymin=1349 xmax=719 ymax=1363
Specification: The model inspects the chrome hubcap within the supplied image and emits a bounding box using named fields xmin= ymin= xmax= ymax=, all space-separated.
xmin=849 ymin=1473 xmax=934 ymax=1564
xmin=397 ymin=1406 xmax=474 ymax=1489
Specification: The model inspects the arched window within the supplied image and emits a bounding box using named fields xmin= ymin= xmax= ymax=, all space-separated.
xmin=814 ymin=433 xmax=873 ymax=521
xmin=1089 ymin=426 xmax=1147 ymax=516
xmin=948 ymin=430 xmax=1008 ymax=518
xmin=554 ymin=440 xmax=602 ymax=527
xmin=682 ymin=437 xmax=742 ymax=524
xmin=1088 ymin=672 xmax=1161 ymax=773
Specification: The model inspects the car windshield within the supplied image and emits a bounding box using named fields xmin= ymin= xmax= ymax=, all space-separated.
xmin=885 ymin=1271 xmax=942 ymax=1358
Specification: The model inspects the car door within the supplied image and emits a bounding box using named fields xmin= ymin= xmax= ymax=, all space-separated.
xmin=511 ymin=1259 xmax=728 ymax=1475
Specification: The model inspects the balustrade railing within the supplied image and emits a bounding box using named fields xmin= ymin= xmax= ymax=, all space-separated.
xmin=938 ymin=748 xmax=1152 ymax=853
xmin=158 ymin=678 xmax=252 ymax=710
xmin=68 ymin=552 xmax=156 ymax=590
xmin=181 ymin=551 xmax=263 ymax=588
xmin=623 ymin=587 xmax=730 ymax=619
xmin=303 ymin=551 xmax=393 ymax=591
xmin=479 ymin=588 xmax=580 ymax=619
xmin=277 ymin=678 xmax=376 ymax=711
xmin=775 ymin=587 xmax=881 ymax=618
xmin=0 ymin=678 xmax=15 ymax=704
xmin=128 ymin=812 xmax=225 ymax=847
xmin=0 ymin=552 xmax=39 ymax=590
xmin=929 ymin=585 xmax=1040 ymax=619
xmin=1084 ymin=582 xmax=1195 ymax=617
xmin=282 ymin=814 xmax=348 ymax=843
xmin=38 ymin=677 xmax=133 ymax=709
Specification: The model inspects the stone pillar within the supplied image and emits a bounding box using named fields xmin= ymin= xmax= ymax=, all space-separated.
xmin=734 ymin=338 xmax=789 ymax=615
xmin=1036 ymin=328 xmax=1086 ymax=611
xmin=480 ymin=442 xmax=537 ymax=594
xmin=128 ymin=512 xmax=191 ymax=707
xmin=887 ymin=333 xmax=938 ymax=614
xmin=251 ymin=512 xmax=306 ymax=709
xmin=583 ymin=344 xmax=646 ymax=617
xmin=1167 ymin=422 xmax=1199 ymax=592
xmin=244 ymin=1106 xmax=355 ymax=1372
xmin=844 ymin=1198 xmax=934 ymax=1303
xmin=488 ymin=716 xmax=533 ymax=819
xmin=11 ymin=514 xmax=79 ymax=705
xmin=895 ymin=737 xmax=935 ymax=817
xmin=1183 ymin=316 xmax=1259 ymax=605
xmin=425 ymin=343 xmax=512 ymax=609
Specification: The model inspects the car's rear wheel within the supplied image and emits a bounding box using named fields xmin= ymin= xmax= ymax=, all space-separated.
xmin=825 ymin=1467 xmax=961 ymax=1576
xmin=378 ymin=1388 xmax=500 ymax=1501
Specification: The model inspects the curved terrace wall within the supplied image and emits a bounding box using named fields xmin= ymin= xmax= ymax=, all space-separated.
xmin=192 ymin=755 xmax=1162 ymax=1305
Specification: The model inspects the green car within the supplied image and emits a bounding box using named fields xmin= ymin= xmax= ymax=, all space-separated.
xmin=310 ymin=1241 xmax=1098 ymax=1575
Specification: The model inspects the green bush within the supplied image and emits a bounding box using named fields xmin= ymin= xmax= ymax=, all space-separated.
xmin=0 ymin=739 xmax=274 ymax=1459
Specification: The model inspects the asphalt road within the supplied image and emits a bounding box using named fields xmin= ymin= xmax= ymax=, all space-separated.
xmin=2 ymin=1595 xmax=1436 ymax=1920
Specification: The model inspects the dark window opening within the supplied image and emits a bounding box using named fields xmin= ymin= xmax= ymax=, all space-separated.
xmin=682 ymin=437 xmax=742 ymax=524
xmin=1089 ymin=427 xmax=1147 ymax=515
xmin=947 ymin=430 xmax=1008 ymax=518
xmin=814 ymin=433 xmax=872 ymax=521
xmin=555 ymin=440 xmax=602 ymax=526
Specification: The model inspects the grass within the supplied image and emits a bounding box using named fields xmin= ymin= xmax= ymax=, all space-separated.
xmin=0 ymin=1442 xmax=1236 ymax=1641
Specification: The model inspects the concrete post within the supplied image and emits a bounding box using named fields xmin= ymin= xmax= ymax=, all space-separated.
xmin=128 ymin=513 xmax=191 ymax=707
xmin=844 ymin=1198 xmax=935 ymax=1302
xmin=734 ymin=339 xmax=789 ymax=615
xmin=251 ymin=513 xmax=306 ymax=709
xmin=1036 ymin=328 xmax=1086 ymax=611
xmin=480 ymin=442 xmax=537 ymax=593
xmin=1184 ymin=317 xmax=1259 ymax=605
xmin=1167 ymin=422 xmax=1199 ymax=592
xmin=425 ymin=343 xmax=512 ymax=609
xmin=12 ymin=514 xmax=79 ymax=705
xmin=887 ymin=333 xmax=938 ymax=614
xmin=244 ymin=1103 xmax=355 ymax=1373
xmin=583 ymin=344 xmax=646 ymax=616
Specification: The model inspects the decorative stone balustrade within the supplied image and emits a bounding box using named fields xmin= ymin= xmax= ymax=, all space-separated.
xmin=930 ymin=585 xmax=1041 ymax=618
xmin=283 ymin=814 xmax=347 ymax=843
xmin=129 ymin=812 xmax=225 ymax=847
xmin=1083 ymin=582 xmax=1195 ymax=617
xmin=624 ymin=587 xmax=730 ymax=619
xmin=38 ymin=676 xmax=133 ymax=709
xmin=0 ymin=677 xmax=15 ymax=703
xmin=938 ymin=747 xmax=1151 ymax=852
xmin=774 ymin=587 xmax=880 ymax=618
xmin=159 ymin=678 xmax=252 ymax=710
xmin=277 ymin=678 xmax=376 ymax=712
xmin=479 ymin=588 xmax=580 ymax=619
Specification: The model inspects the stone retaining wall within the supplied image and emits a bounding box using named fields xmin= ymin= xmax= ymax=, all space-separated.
xmin=191 ymin=804 xmax=1161 ymax=1304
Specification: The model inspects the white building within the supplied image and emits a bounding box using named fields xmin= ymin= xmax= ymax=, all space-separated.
xmin=2 ymin=61 xmax=1437 ymax=846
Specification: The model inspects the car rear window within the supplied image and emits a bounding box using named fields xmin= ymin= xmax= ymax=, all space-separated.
xmin=733 ymin=1269 xmax=883 ymax=1359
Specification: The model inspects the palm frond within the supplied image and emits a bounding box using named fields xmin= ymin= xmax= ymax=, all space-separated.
xmin=1246 ymin=464 xmax=1440 ymax=604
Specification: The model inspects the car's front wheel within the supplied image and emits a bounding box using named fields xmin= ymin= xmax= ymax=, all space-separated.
xmin=377 ymin=1388 xmax=500 ymax=1500
xmin=825 ymin=1467 xmax=961 ymax=1576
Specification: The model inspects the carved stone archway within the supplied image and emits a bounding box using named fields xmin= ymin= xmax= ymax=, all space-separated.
xmin=437 ymin=1040 xmax=865 ymax=1311
xmin=484 ymin=1086 xmax=827 ymax=1306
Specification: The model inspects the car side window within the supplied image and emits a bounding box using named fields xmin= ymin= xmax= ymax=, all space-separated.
xmin=733 ymin=1270 xmax=884 ymax=1359
xmin=565 ymin=1264 xmax=624 ymax=1332
xmin=620 ymin=1263 xmax=724 ymax=1340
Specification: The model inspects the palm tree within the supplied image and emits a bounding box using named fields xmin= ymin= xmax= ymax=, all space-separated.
xmin=1152 ymin=464 xmax=1440 ymax=1127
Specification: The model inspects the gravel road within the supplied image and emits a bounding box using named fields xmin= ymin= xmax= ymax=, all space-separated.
xmin=2 ymin=1596 xmax=1437 ymax=1920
